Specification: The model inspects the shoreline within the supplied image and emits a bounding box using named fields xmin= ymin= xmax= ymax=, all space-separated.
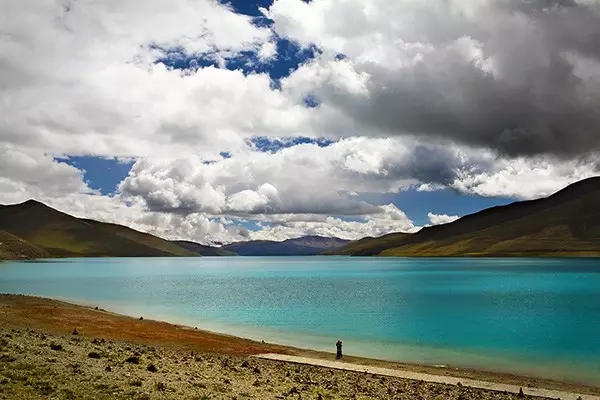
xmin=1 ymin=294 xmax=599 ymax=398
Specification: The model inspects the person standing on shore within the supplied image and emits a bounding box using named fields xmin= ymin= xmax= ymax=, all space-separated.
xmin=336 ymin=340 xmax=343 ymax=360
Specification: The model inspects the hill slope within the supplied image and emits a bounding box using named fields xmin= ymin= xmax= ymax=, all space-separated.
xmin=328 ymin=177 xmax=600 ymax=257
xmin=322 ymin=233 xmax=409 ymax=256
xmin=0 ymin=200 xmax=197 ymax=258
xmin=0 ymin=230 xmax=51 ymax=260
xmin=172 ymin=240 xmax=238 ymax=256
xmin=224 ymin=235 xmax=350 ymax=256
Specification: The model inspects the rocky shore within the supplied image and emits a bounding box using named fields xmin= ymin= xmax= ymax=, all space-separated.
xmin=0 ymin=295 xmax=597 ymax=399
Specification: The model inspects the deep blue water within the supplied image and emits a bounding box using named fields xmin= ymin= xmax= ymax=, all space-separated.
xmin=1 ymin=257 xmax=599 ymax=385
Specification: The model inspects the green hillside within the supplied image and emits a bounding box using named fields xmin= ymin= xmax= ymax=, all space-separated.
xmin=327 ymin=177 xmax=600 ymax=257
xmin=0 ymin=200 xmax=197 ymax=258
xmin=0 ymin=230 xmax=51 ymax=260
xmin=322 ymin=233 xmax=409 ymax=256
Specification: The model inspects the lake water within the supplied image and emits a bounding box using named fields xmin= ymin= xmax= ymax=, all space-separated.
xmin=1 ymin=256 xmax=599 ymax=385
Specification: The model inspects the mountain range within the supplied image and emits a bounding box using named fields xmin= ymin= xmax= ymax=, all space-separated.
xmin=221 ymin=236 xmax=350 ymax=256
xmin=0 ymin=200 xmax=349 ymax=260
xmin=326 ymin=176 xmax=600 ymax=257
xmin=0 ymin=200 xmax=198 ymax=259
xmin=2 ymin=177 xmax=600 ymax=260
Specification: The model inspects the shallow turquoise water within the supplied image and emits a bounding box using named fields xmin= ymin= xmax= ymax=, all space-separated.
xmin=1 ymin=256 xmax=599 ymax=384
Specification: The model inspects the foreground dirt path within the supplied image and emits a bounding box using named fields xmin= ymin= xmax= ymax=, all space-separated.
xmin=256 ymin=354 xmax=600 ymax=400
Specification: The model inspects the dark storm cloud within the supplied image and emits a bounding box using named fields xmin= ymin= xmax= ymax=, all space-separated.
xmin=321 ymin=0 xmax=600 ymax=158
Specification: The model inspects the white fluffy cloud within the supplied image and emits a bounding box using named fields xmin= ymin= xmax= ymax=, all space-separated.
xmin=0 ymin=0 xmax=319 ymax=159
xmin=1 ymin=0 xmax=600 ymax=245
xmin=427 ymin=213 xmax=460 ymax=226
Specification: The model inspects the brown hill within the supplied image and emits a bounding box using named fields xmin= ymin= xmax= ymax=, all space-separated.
xmin=0 ymin=200 xmax=196 ymax=258
xmin=0 ymin=230 xmax=51 ymax=260
xmin=326 ymin=176 xmax=600 ymax=257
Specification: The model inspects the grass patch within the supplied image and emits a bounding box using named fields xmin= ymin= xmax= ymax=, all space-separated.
xmin=0 ymin=354 xmax=16 ymax=362
xmin=94 ymin=383 xmax=111 ymax=391
xmin=59 ymin=388 xmax=78 ymax=400
xmin=32 ymin=380 xmax=55 ymax=396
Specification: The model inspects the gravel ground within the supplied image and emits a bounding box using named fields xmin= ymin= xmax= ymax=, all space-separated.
xmin=0 ymin=326 xmax=544 ymax=400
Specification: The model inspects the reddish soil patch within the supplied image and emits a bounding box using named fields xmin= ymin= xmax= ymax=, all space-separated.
xmin=0 ymin=294 xmax=290 ymax=356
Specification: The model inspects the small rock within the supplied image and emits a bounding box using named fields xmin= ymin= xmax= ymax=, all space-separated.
xmin=50 ymin=343 xmax=63 ymax=351
xmin=518 ymin=387 xmax=524 ymax=397
xmin=147 ymin=364 xmax=158 ymax=373
xmin=139 ymin=316 xmax=144 ymax=321
xmin=88 ymin=352 xmax=101 ymax=359
xmin=105 ymin=365 xmax=112 ymax=372
xmin=287 ymin=387 xmax=299 ymax=395
xmin=241 ymin=360 xmax=250 ymax=368
xmin=72 ymin=328 xmax=79 ymax=335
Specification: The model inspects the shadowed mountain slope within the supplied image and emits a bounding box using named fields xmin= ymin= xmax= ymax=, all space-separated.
xmin=171 ymin=240 xmax=238 ymax=256
xmin=327 ymin=177 xmax=600 ymax=257
xmin=0 ymin=230 xmax=51 ymax=260
xmin=223 ymin=235 xmax=350 ymax=256
xmin=0 ymin=200 xmax=197 ymax=258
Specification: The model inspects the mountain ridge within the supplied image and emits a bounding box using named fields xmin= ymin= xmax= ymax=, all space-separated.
xmin=171 ymin=240 xmax=239 ymax=256
xmin=326 ymin=176 xmax=600 ymax=257
xmin=223 ymin=235 xmax=351 ymax=256
xmin=0 ymin=200 xmax=198 ymax=259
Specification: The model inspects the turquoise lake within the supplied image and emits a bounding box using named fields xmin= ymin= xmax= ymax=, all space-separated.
xmin=1 ymin=256 xmax=599 ymax=385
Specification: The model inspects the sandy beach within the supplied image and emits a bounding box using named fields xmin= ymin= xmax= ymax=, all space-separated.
xmin=0 ymin=294 xmax=599 ymax=399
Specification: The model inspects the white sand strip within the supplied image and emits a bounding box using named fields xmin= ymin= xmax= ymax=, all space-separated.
xmin=254 ymin=353 xmax=600 ymax=400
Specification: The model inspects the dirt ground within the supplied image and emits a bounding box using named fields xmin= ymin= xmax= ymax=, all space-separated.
xmin=0 ymin=294 xmax=598 ymax=399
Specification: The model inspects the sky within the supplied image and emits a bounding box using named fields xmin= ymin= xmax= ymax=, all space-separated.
xmin=2 ymin=0 xmax=600 ymax=245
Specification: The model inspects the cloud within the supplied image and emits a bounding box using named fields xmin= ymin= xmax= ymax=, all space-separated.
xmin=117 ymin=137 xmax=488 ymax=216
xmin=269 ymin=0 xmax=600 ymax=157
xmin=427 ymin=212 xmax=460 ymax=226
xmin=1 ymin=0 xmax=600 ymax=246
xmin=0 ymin=145 xmax=94 ymax=203
xmin=0 ymin=0 xmax=315 ymax=159
xmin=450 ymin=155 xmax=600 ymax=199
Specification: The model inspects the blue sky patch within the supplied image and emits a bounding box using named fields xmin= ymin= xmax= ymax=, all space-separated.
xmin=219 ymin=0 xmax=273 ymax=17
xmin=248 ymin=136 xmax=334 ymax=153
xmin=303 ymin=93 xmax=320 ymax=108
xmin=362 ymin=189 xmax=516 ymax=226
xmin=59 ymin=156 xmax=134 ymax=195
xmin=152 ymin=35 xmax=319 ymax=84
